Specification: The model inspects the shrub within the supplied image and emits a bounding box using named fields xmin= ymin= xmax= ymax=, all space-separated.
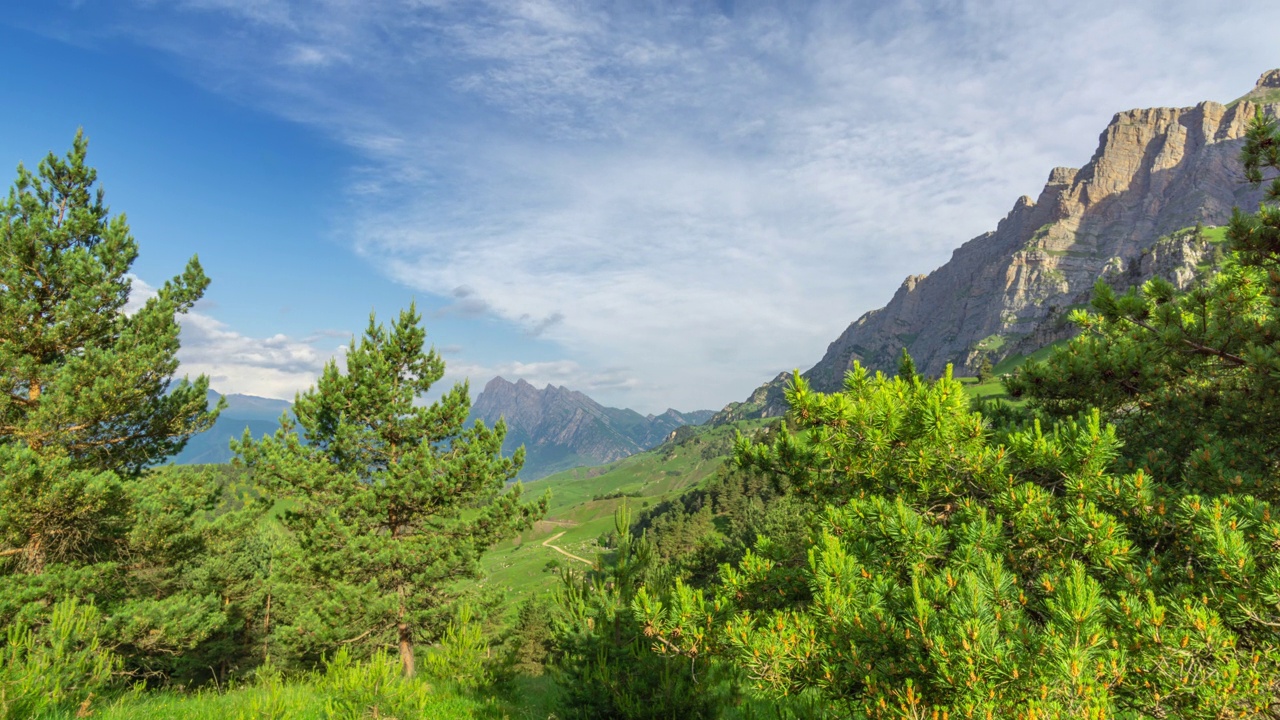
xmin=0 ymin=598 xmax=119 ymax=719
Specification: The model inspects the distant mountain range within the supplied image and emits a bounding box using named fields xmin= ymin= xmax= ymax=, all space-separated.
xmin=170 ymin=381 xmax=713 ymax=477
xmin=469 ymin=377 xmax=714 ymax=480
xmin=170 ymin=391 xmax=292 ymax=465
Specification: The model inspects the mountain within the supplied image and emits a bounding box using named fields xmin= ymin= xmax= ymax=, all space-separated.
xmin=715 ymin=70 xmax=1280 ymax=419
xmin=170 ymin=391 xmax=292 ymax=465
xmin=469 ymin=377 xmax=714 ymax=480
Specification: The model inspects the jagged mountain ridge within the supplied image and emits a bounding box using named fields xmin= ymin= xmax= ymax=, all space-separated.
xmin=470 ymin=377 xmax=713 ymax=480
xmin=813 ymin=71 xmax=1280 ymax=387
xmin=715 ymin=70 xmax=1280 ymax=420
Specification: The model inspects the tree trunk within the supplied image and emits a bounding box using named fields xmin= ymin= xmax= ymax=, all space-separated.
xmin=398 ymin=621 xmax=415 ymax=678
xmin=262 ymin=591 xmax=272 ymax=664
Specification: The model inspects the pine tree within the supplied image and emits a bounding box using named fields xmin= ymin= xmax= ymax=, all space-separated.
xmin=236 ymin=307 xmax=545 ymax=676
xmin=0 ymin=132 xmax=218 ymax=578
xmin=976 ymin=352 xmax=994 ymax=383
xmin=0 ymin=133 xmax=229 ymax=676
xmin=0 ymin=130 xmax=218 ymax=474
xmin=896 ymin=347 xmax=917 ymax=382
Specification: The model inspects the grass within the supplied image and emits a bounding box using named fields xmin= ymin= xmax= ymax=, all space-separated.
xmin=991 ymin=338 xmax=1069 ymax=376
xmin=975 ymin=334 xmax=1005 ymax=353
xmin=1228 ymin=88 xmax=1280 ymax=108
xmin=480 ymin=418 xmax=774 ymax=614
xmin=93 ymin=683 xmax=500 ymax=720
xmin=958 ymin=376 xmax=1013 ymax=402
xmin=956 ymin=338 xmax=1073 ymax=406
xmin=1202 ymin=225 xmax=1228 ymax=244
xmin=89 ymin=652 xmax=561 ymax=720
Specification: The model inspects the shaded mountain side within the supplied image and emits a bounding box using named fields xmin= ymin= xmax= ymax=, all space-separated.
xmin=170 ymin=391 xmax=293 ymax=465
xmin=469 ymin=377 xmax=713 ymax=480
xmin=713 ymin=71 xmax=1280 ymax=423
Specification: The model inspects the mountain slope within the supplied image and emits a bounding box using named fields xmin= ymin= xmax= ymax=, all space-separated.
xmin=808 ymin=73 xmax=1280 ymax=389
xmin=715 ymin=70 xmax=1280 ymax=420
xmin=170 ymin=391 xmax=291 ymax=465
xmin=469 ymin=377 xmax=713 ymax=480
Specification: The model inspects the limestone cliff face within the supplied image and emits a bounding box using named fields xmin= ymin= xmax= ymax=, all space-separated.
xmin=470 ymin=377 xmax=712 ymax=479
xmin=803 ymin=73 xmax=1280 ymax=390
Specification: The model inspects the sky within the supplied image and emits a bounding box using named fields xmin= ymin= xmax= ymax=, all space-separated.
xmin=1 ymin=1 xmax=1278 ymax=414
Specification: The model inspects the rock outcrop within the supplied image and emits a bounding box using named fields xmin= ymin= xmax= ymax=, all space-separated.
xmin=797 ymin=73 xmax=1280 ymax=391
xmin=470 ymin=377 xmax=713 ymax=479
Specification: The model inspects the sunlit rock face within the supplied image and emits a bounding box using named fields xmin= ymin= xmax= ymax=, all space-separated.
xmin=801 ymin=75 xmax=1280 ymax=389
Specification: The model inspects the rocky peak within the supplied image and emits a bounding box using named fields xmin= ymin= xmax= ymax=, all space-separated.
xmin=470 ymin=377 xmax=712 ymax=479
xmin=1256 ymin=69 xmax=1280 ymax=91
xmin=1232 ymin=69 xmax=1280 ymax=105
xmin=777 ymin=73 xmax=1280 ymax=395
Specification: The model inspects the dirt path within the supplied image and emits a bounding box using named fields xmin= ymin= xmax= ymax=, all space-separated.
xmin=542 ymin=531 xmax=593 ymax=566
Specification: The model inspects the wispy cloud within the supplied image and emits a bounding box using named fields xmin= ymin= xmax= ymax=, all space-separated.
xmin=127 ymin=274 xmax=345 ymax=399
xmin=75 ymin=1 xmax=1280 ymax=410
xmin=175 ymin=308 xmax=348 ymax=400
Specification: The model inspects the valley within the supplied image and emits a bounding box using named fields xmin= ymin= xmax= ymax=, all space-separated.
xmin=5 ymin=55 xmax=1280 ymax=719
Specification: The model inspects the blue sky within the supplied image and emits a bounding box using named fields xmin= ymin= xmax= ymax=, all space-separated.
xmin=2 ymin=2 xmax=1278 ymax=413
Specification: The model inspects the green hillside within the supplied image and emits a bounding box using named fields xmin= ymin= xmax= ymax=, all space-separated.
xmin=477 ymin=417 xmax=774 ymax=610
xmin=478 ymin=359 xmax=1044 ymax=609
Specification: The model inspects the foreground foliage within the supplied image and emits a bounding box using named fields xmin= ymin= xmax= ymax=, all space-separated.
xmin=638 ymin=367 xmax=1280 ymax=718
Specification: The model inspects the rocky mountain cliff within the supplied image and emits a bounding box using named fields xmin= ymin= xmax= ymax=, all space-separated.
xmin=470 ymin=377 xmax=713 ymax=480
xmin=720 ymin=70 xmax=1280 ymax=417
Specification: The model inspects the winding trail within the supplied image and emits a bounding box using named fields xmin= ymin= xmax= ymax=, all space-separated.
xmin=542 ymin=531 xmax=593 ymax=566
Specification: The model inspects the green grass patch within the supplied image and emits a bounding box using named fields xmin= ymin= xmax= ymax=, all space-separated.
xmin=958 ymin=338 xmax=1074 ymax=406
xmin=991 ymin=338 xmax=1069 ymax=376
xmin=91 ymin=649 xmax=556 ymax=720
xmin=975 ymin=334 xmax=1005 ymax=353
xmin=958 ymin=376 xmax=1014 ymax=402
xmin=1202 ymin=225 xmax=1228 ymax=244
xmin=480 ymin=418 xmax=774 ymax=612
xmin=1228 ymin=89 xmax=1280 ymax=108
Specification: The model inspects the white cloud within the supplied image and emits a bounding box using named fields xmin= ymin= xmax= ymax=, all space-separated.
xmin=86 ymin=1 xmax=1280 ymax=411
xmin=174 ymin=309 xmax=343 ymax=399
xmin=127 ymin=273 xmax=339 ymax=399
xmin=123 ymin=274 xmax=158 ymax=315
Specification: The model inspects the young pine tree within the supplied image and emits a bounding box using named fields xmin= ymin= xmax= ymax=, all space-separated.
xmin=896 ymin=347 xmax=918 ymax=383
xmin=236 ymin=307 xmax=546 ymax=676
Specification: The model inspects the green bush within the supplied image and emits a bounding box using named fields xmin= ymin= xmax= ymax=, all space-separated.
xmin=423 ymin=604 xmax=491 ymax=690
xmin=638 ymin=367 xmax=1280 ymax=718
xmin=314 ymin=647 xmax=440 ymax=718
xmin=0 ymin=598 xmax=119 ymax=719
